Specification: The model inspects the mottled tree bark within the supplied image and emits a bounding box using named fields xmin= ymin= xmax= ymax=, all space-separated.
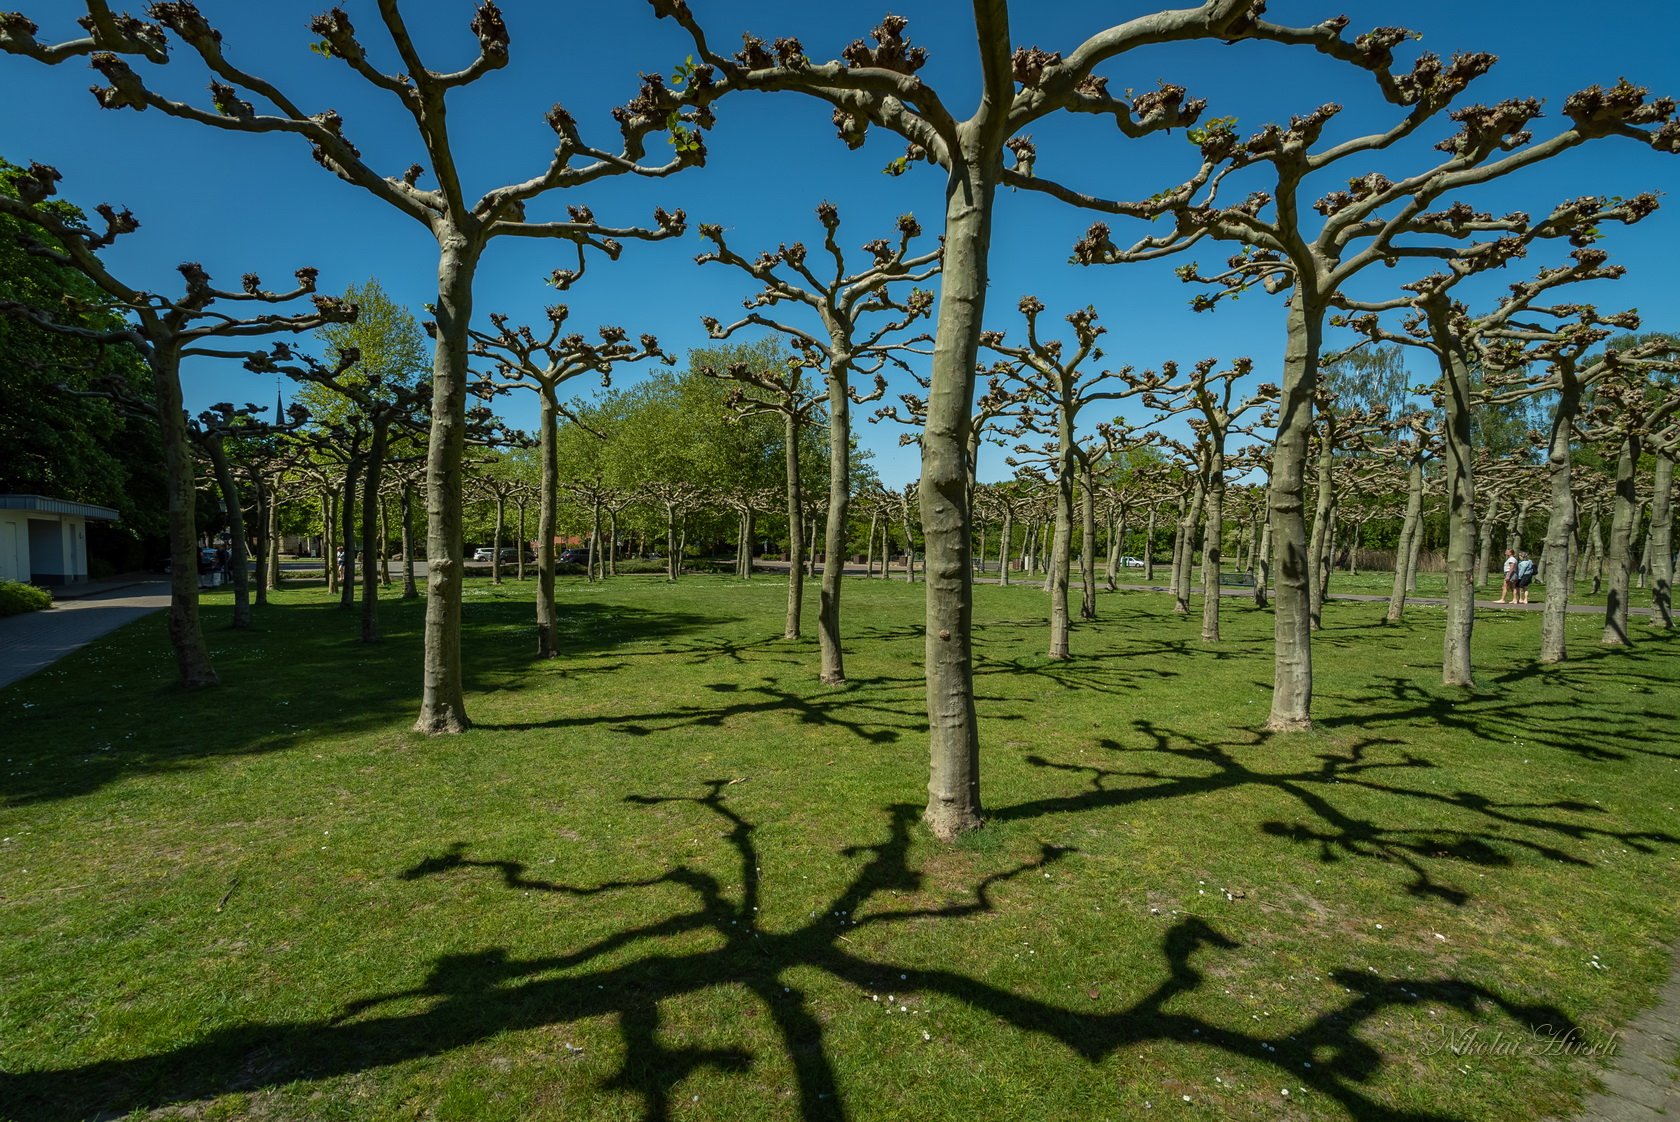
xmin=340 ymin=453 xmax=360 ymax=611
xmin=784 ymin=411 xmax=805 ymax=639
xmin=1602 ymin=432 xmax=1640 ymax=646
xmin=1048 ymin=424 xmax=1074 ymax=659
xmin=360 ymin=418 xmax=389 ymax=643
xmin=203 ymin=437 xmax=250 ymax=631
xmin=1078 ymin=458 xmax=1098 ymax=620
xmin=1306 ymin=425 xmax=1335 ymax=632
xmin=1651 ymin=453 xmax=1674 ymax=630
xmin=1267 ymin=294 xmax=1320 ymax=732
xmin=415 ymin=238 xmax=478 ymax=735
xmin=819 ymin=370 xmax=852 ymax=684
xmin=400 ymin=482 xmax=418 ymax=600
xmin=1538 ymin=381 xmax=1581 ymax=662
xmin=1387 ymin=459 xmax=1424 ymax=624
xmin=252 ymin=469 xmax=270 ymax=607
xmin=1253 ymin=511 xmax=1271 ymax=610
xmin=920 ymin=148 xmax=993 ymax=840
xmin=156 ymin=349 xmax=217 ymax=685
xmin=534 ymin=389 xmax=554 ymax=651
xmin=1173 ymin=479 xmax=1204 ymax=616
xmin=1143 ymin=504 xmax=1158 ymax=584
xmin=1474 ymin=488 xmax=1501 ymax=589
xmin=997 ymin=508 xmax=1012 ymax=588
xmin=1437 ymin=339 xmax=1477 ymax=687
xmin=1200 ymin=446 xmax=1225 ymax=642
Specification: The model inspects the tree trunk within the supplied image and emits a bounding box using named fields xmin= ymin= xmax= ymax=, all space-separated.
xmin=608 ymin=507 xmax=619 ymax=577
xmin=252 ymin=468 xmax=270 ymax=607
xmin=1143 ymin=504 xmax=1158 ymax=583
xmin=919 ymin=149 xmax=994 ymax=840
xmin=1048 ymin=428 xmax=1074 ymax=659
xmin=743 ymin=508 xmax=755 ymax=580
xmin=401 ymin=481 xmax=418 ymax=601
xmin=1437 ymin=334 xmax=1477 ymax=687
xmin=1253 ymin=511 xmax=1271 ymax=609
xmin=322 ymin=487 xmax=337 ymax=593
xmin=1650 ymin=453 xmax=1674 ymax=630
xmin=340 ymin=452 xmax=360 ymax=611
xmin=154 ymin=351 xmax=217 ymax=685
xmin=660 ymin=505 xmax=676 ymax=580
xmin=864 ymin=508 xmax=879 ymax=579
xmin=1475 ymin=488 xmax=1500 ymax=589
xmin=514 ymin=497 xmax=526 ymax=583
xmin=1267 ymin=292 xmax=1320 ymax=731
xmin=359 ymin=418 xmax=388 ymax=643
xmin=784 ymin=411 xmax=804 ymax=639
xmin=1104 ymin=505 xmax=1122 ymax=592
xmin=1306 ymin=425 xmax=1335 ymax=632
xmin=1602 ymin=433 xmax=1640 ymax=646
xmin=204 ymin=437 xmax=251 ymax=630
xmin=997 ymin=509 xmax=1013 ymax=588
xmin=491 ymin=495 xmax=507 ymax=586
xmin=587 ymin=494 xmax=601 ymax=583
xmin=415 ymin=236 xmax=480 ymax=735
xmin=1174 ymin=480 xmax=1205 ymax=616
xmin=380 ymin=493 xmax=393 ymax=587
xmin=1387 ymin=458 xmax=1424 ymax=624
xmin=1538 ymin=378 xmax=1581 ymax=663
xmin=1079 ymin=459 xmax=1098 ymax=620
xmin=267 ymin=476 xmax=283 ymax=592
xmin=819 ymin=372 xmax=852 ymax=684
xmin=901 ymin=502 xmax=918 ymax=583
xmin=1200 ymin=449 xmax=1225 ymax=642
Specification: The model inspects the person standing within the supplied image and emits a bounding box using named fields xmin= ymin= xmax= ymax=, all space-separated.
xmin=1498 ymin=548 xmax=1517 ymax=604
xmin=1515 ymin=552 xmax=1536 ymax=604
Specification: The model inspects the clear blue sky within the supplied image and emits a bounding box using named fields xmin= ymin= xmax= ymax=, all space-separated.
xmin=3 ymin=2 xmax=1676 ymax=486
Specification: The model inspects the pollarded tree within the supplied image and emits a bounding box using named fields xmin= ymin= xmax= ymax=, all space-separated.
xmin=469 ymin=308 xmax=670 ymax=656
xmin=982 ymin=300 xmax=1135 ymax=659
xmin=187 ymin=399 xmax=308 ymax=630
xmin=1361 ymin=410 xmax=1436 ymax=624
xmin=1580 ymin=359 xmax=1680 ymax=647
xmin=701 ymin=344 xmax=823 ymax=640
xmin=697 ymin=203 xmax=938 ymax=684
xmin=652 ymin=0 xmax=1413 ymax=837
xmin=1480 ymin=312 xmax=1667 ymax=659
xmin=3 ymin=3 xmax=703 ymax=731
xmin=0 ymin=163 xmax=353 ymax=686
xmin=247 ymin=343 xmax=433 ymax=643
xmin=1340 ymin=208 xmax=1661 ymax=679
xmin=1072 ymin=67 xmax=1679 ymax=727
xmin=1134 ymin=358 xmax=1273 ymax=641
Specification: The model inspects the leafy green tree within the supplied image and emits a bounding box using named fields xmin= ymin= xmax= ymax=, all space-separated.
xmin=0 ymin=158 xmax=164 ymax=538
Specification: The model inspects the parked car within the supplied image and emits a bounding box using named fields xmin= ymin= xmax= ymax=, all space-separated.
xmin=559 ymin=547 xmax=592 ymax=565
xmin=473 ymin=547 xmax=523 ymax=563
xmin=1118 ymin=556 xmax=1145 ymax=568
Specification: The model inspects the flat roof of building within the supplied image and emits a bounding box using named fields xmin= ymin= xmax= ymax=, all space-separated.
xmin=0 ymin=494 xmax=120 ymax=521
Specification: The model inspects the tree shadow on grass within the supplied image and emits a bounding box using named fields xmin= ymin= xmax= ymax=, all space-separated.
xmin=1318 ymin=657 xmax=1680 ymax=764
xmin=0 ymin=599 xmax=725 ymax=808
xmin=0 ymin=782 xmax=1578 ymax=1122
xmin=472 ymin=673 xmax=972 ymax=745
xmin=990 ymin=720 xmax=1676 ymax=907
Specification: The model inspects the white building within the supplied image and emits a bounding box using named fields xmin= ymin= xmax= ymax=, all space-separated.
xmin=0 ymin=495 xmax=119 ymax=586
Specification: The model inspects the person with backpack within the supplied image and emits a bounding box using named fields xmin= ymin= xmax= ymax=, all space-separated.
xmin=1514 ymin=552 xmax=1537 ymax=604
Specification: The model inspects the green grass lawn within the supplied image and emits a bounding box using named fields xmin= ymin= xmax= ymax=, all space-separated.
xmin=2 ymin=573 xmax=1677 ymax=1121
xmin=1107 ymin=565 xmax=1646 ymax=609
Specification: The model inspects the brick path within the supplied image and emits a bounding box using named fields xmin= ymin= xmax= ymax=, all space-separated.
xmin=0 ymin=580 xmax=168 ymax=689
xmin=1566 ymin=945 xmax=1680 ymax=1120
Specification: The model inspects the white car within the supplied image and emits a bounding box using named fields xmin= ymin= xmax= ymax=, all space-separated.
xmin=1118 ymin=556 xmax=1145 ymax=568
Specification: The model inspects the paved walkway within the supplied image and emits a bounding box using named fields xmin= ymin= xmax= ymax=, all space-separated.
xmin=0 ymin=580 xmax=169 ymax=689
xmin=1563 ymin=943 xmax=1680 ymax=1120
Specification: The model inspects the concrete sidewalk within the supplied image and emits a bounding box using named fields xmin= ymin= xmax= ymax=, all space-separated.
xmin=0 ymin=580 xmax=169 ymax=689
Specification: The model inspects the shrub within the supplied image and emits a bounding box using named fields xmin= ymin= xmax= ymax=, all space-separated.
xmin=0 ymin=581 xmax=52 ymax=617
